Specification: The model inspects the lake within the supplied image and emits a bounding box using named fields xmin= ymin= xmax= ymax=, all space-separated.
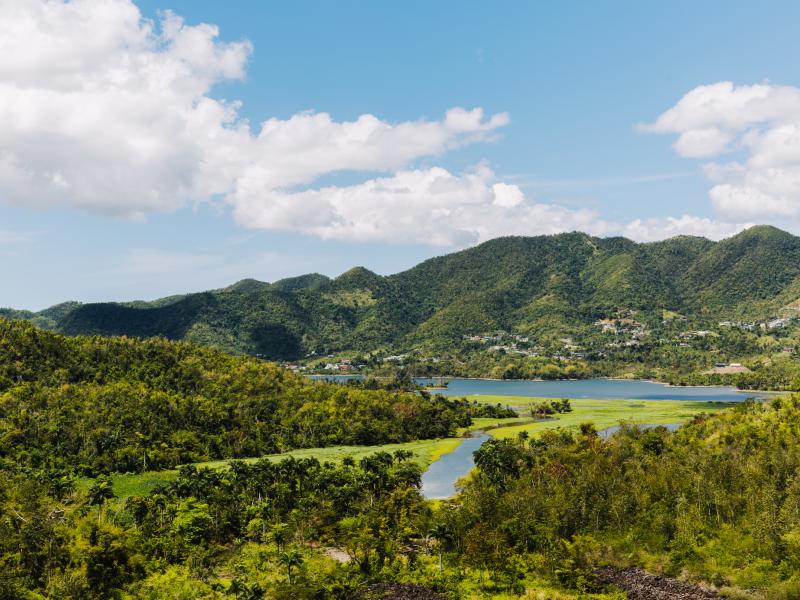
xmin=313 ymin=375 xmax=767 ymax=402
xmin=311 ymin=375 xmax=768 ymax=499
xmin=417 ymin=378 xmax=766 ymax=401
xmin=412 ymin=378 xmax=769 ymax=499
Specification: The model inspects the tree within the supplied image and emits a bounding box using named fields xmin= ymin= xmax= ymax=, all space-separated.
xmin=87 ymin=476 xmax=115 ymax=522
xmin=270 ymin=523 xmax=289 ymax=551
xmin=473 ymin=439 xmax=523 ymax=489
xmin=277 ymin=548 xmax=303 ymax=585
xmin=428 ymin=523 xmax=453 ymax=575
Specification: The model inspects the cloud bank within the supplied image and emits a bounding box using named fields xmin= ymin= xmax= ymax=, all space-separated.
xmin=0 ymin=1 xmax=760 ymax=246
xmin=644 ymin=81 xmax=800 ymax=223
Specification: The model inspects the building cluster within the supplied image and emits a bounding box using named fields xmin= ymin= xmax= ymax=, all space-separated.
xmin=719 ymin=314 xmax=799 ymax=331
xmin=463 ymin=331 xmax=530 ymax=344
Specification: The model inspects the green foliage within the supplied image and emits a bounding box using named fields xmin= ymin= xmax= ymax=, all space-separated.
xmin=0 ymin=450 xmax=425 ymax=598
xmin=0 ymin=319 xmax=477 ymax=475
xmin=454 ymin=396 xmax=800 ymax=592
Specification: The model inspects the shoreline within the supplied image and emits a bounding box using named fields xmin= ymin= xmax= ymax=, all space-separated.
xmin=429 ymin=375 xmax=786 ymax=394
xmin=311 ymin=373 xmax=789 ymax=394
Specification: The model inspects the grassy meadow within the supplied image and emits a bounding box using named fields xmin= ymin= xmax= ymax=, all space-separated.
xmin=474 ymin=395 xmax=735 ymax=439
xmin=93 ymin=397 xmax=740 ymax=502
xmin=94 ymin=417 xmax=519 ymax=499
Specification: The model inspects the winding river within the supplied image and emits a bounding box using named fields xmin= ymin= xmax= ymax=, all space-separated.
xmin=420 ymin=431 xmax=491 ymax=499
xmin=413 ymin=378 xmax=772 ymax=498
xmin=311 ymin=376 xmax=771 ymax=498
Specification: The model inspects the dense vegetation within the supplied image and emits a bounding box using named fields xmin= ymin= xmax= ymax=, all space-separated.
xmin=0 ymin=451 xmax=432 ymax=598
xmin=0 ymin=319 xmax=485 ymax=475
xmin=446 ymin=396 xmax=800 ymax=597
xmin=5 ymin=381 xmax=800 ymax=597
xmin=6 ymin=226 xmax=800 ymax=361
xmin=6 ymin=226 xmax=800 ymax=596
xmin=5 ymin=319 xmax=800 ymax=597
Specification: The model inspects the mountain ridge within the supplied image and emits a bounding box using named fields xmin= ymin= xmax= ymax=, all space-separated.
xmin=4 ymin=225 xmax=800 ymax=360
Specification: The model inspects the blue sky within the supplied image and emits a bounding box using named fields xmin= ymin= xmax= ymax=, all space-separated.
xmin=4 ymin=0 xmax=800 ymax=309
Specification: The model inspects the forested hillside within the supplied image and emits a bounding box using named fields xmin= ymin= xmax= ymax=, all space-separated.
xmin=0 ymin=319 xmax=489 ymax=475
xmin=450 ymin=395 xmax=800 ymax=597
xmin=3 ymin=338 xmax=800 ymax=598
xmin=5 ymin=225 xmax=800 ymax=359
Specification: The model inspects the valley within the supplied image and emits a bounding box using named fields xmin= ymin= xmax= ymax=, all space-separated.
xmin=2 ymin=228 xmax=800 ymax=598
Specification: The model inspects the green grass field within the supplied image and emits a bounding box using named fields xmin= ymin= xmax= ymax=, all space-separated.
xmin=472 ymin=395 xmax=733 ymax=439
xmin=92 ymin=398 xmax=737 ymax=501
xmin=94 ymin=417 xmax=520 ymax=499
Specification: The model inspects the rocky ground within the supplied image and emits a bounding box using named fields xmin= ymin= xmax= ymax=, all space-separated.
xmin=597 ymin=566 xmax=719 ymax=599
xmin=356 ymin=583 xmax=445 ymax=600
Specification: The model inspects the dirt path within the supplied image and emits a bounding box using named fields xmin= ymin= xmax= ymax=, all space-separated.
xmin=597 ymin=566 xmax=719 ymax=599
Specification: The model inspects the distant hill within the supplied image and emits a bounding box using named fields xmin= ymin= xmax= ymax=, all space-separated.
xmin=6 ymin=225 xmax=800 ymax=359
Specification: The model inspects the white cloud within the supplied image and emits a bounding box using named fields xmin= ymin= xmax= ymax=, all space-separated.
xmin=231 ymin=165 xmax=609 ymax=246
xmin=0 ymin=0 xmax=512 ymax=227
xmin=0 ymin=2 xmax=764 ymax=247
xmin=621 ymin=215 xmax=750 ymax=243
xmin=644 ymin=81 xmax=800 ymax=222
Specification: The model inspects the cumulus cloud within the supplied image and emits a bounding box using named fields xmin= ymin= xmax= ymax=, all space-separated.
xmin=0 ymin=1 xmax=757 ymax=246
xmin=0 ymin=0 xmax=518 ymax=231
xmin=621 ymin=215 xmax=750 ymax=243
xmin=232 ymin=164 xmax=610 ymax=246
xmin=644 ymin=81 xmax=800 ymax=222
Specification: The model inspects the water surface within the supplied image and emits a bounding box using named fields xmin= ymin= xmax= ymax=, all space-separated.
xmin=311 ymin=375 xmax=765 ymax=401
xmin=421 ymin=432 xmax=490 ymax=499
xmin=415 ymin=378 xmax=767 ymax=402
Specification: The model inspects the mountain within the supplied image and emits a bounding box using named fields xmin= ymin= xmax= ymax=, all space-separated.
xmin=6 ymin=225 xmax=800 ymax=360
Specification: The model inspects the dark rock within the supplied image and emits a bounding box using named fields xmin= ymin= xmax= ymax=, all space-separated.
xmin=597 ymin=566 xmax=719 ymax=599
xmin=356 ymin=583 xmax=445 ymax=600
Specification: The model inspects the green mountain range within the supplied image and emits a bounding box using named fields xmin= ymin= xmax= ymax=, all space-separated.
xmin=5 ymin=225 xmax=800 ymax=360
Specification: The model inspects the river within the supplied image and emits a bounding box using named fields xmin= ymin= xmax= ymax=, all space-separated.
xmin=310 ymin=376 xmax=769 ymax=498
xmin=420 ymin=431 xmax=491 ymax=499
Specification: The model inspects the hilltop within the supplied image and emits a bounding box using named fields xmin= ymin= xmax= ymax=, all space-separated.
xmin=4 ymin=225 xmax=800 ymax=360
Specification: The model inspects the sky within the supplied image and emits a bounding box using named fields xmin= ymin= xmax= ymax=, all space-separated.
xmin=4 ymin=0 xmax=800 ymax=309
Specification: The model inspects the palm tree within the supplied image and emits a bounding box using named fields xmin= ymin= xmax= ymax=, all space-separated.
xmin=87 ymin=475 xmax=115 ymax=522
xmin=277 ymin=548 xmax=303 ymax=585
xmin=428 ymin=523 xmax=453 ymax=575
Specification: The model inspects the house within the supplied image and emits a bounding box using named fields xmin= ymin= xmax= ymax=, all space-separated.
xmin=767 ymin=317 xmax=794 ymax=329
